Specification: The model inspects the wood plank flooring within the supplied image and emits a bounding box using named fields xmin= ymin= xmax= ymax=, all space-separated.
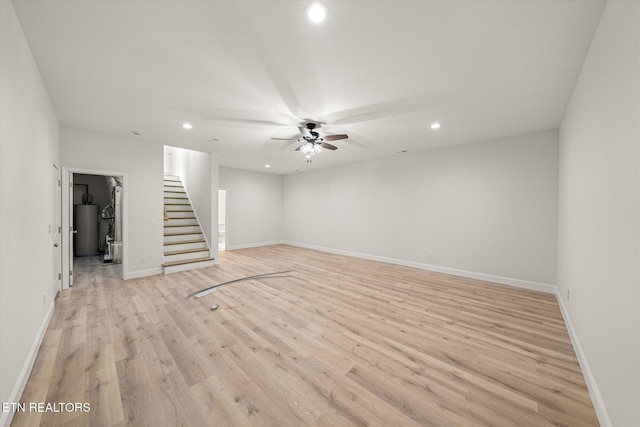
xmin=12 ymin=245 xmax=598 ymax=426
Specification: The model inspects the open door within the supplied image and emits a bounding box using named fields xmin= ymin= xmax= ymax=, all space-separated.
xmin=68 ymin=171 xmax=75 ymax=287
xmin=52 ymin=164 xmax=62 ymax=293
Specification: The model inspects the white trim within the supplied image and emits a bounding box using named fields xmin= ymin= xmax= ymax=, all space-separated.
xmin=0 ymin=301 xmax=55 ymax=427
xmin=554 ymin=289 xmax=611 ymax=427
xmin=227 ymin=240 xmax=284 ymax=251
xmin=282 ymin=241 xmax=556 ymax=294
xmin=163 ymin=259 xmax=215 ymax=274
xmin=124 ymin=267 xmax=163 ymax=280
xmin=218 ymin=187 xmax=229 ymax=252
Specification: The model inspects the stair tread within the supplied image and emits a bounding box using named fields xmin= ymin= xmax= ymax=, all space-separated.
xmin=164 ymin=232 xmax=203 ymax=236
xmin=164 ymin=225 xmax=200 ymax=228
xmin=164 ymin=248 xmax=210 ymax=256
xmin=165 ymin=217 xmax=197 ymax=220
xmin=163 ymin=257 xmax=215 ymax=267
xmin=164 ymin=203 xmax=191 ymax=206
xmin=164 ymin=239 xmax=206 ymax=246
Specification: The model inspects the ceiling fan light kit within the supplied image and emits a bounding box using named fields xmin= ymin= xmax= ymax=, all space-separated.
xmin=300 ymin=142 xmax=322 ymax=156
xmin=286 ymin=121 xmax=348 ymax=159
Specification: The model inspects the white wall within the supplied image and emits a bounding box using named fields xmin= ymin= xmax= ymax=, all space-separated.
xmin=0 ymin=2 xmax=60 ymax=425
xmin=164 ymin=146 xmax=219 ymax=260
xmin=61 ymin=127 xmax=164 ymax=278
xmin=219 ymin=167 xmax=284 ymax=250
xmin=557 ymin=1 xmax=640 ymax=425
xmin=284 ymin=130 xmax=559 ymax=289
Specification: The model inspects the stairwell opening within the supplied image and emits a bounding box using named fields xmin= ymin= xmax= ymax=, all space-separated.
xmin=163 ymin=146 xmax=216 ymax=274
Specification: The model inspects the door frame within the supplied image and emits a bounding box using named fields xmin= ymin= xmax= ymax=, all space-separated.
xmin=52 ymin=163 xmax=62 ymax=293
xmin=218 ymin=188 xmax=229 ymax=252
xmin=62 ymin=167 xmax=128 ymax=289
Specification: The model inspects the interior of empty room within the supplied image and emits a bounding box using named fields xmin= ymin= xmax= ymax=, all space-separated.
xmin=1 ymin=1 xmax=638 ymax=426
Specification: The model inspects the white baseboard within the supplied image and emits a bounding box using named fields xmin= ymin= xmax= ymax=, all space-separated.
xmin=282 ymin=241 xmax=556 ymax=294
xmin=226 ymin=240 xmax=284 ymax=251
xmin=124 ymin=267 xmax=163 ymax=280
xmin=554 ymin=289 xmax=611 ymax=427
xmin=0 ymin=301 xmax=55 ymax=427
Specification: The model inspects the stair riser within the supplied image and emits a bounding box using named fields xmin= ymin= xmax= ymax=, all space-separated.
xmin=164 ymin=233 xmax=203 ymax=243
xmin=164 ymin=197 xmax=189 ymax=204
xmin=165 ymin=225 xmax=200 ymax=234
xmin=165 ymin=211 xmax=194 ymax=219
xmin=165 ymin=218 xmax=198 ymax=226
xmin=164 ymin=191 xmax=187 ymax=198
xmin=164 ymin=250 xmax=210 ymax=263
xmin=163 ymin=259 xmax=215 ymax=274
xmin=164 ymin=183 xmax=183 ymax=189
xmin=164 ymin=241 xmax=208 ymax=252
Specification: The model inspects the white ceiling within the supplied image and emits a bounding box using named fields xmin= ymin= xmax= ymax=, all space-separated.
xmin=13 ymin=0 xmax=605 ymax=175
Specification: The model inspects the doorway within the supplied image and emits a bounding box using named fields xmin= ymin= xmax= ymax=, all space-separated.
xmin=218 ymin=189 xmax=228 ymax=251
xmin=62 ymin=168 xmax=126 ymax=289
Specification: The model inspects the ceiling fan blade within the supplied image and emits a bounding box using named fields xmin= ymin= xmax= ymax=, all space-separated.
xmin=321 ymin=142 xmax=338 ymax=150
xmin=221 ymin=118 xmax=288 ymax=126
xmin=298 ymin=125 xmax=311 ymax=138
xmin=319 ymin=95 xmax=445 ymax=125
xmin=323 ymin=134 xmax=349 ymax=142
xmin=203 ymin=109 xmax=299 ymax=127
xmin=271 ymin=132 xmax=300 ymax=141
xmin=294 ymin=145 xmax=303 ymax=151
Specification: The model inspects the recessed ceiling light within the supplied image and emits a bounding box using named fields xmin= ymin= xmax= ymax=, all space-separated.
xmin=131 ymin=130 xmax=142 ymax=136
xmin=265 ymin=164 xmax=271 ymax=168
xmin=208 ymin=138 xmax=221 ymax=143
xmin=182 ymin=122 xmax=193 ymax=130
xmin=306 ymin=3 xmax=328 ymax=24
xmin=430 ymin=122 xmax=441 ymax=130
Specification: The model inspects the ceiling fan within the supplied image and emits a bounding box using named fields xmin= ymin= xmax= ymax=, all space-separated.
xmin=272 ymin=121 xmax=348 ymax=157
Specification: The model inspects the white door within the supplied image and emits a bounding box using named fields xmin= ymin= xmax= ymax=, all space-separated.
xmin=52 ymin=165 xmax=62 ymax=293
xmin=68 ymin=172 xmax=75 ymax=287
xmin=218 ymin=189 xmax=227 ymax=251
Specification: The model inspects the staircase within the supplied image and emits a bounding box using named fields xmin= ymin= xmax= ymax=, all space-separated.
xmin=163 ymin=174 xmax=215 ymax=274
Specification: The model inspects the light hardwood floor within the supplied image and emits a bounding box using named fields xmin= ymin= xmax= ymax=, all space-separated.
xmin=12 ymin=245 xmax=598 ymax=426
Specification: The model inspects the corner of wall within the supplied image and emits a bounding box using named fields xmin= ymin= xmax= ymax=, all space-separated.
xmin=554 ymin=289 xmax=612 ymax=427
